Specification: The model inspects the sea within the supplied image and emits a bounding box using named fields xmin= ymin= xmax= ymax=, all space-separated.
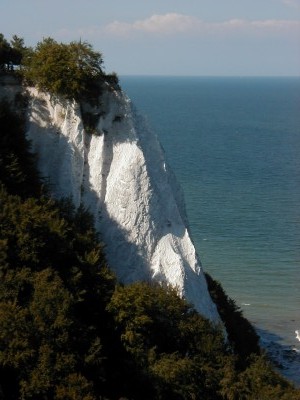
xmin=120 ymin=76 xmax=300 ymax=386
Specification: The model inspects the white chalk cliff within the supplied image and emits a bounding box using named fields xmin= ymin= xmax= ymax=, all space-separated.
xmin=25 ymin=84 xmax=220 ymax=324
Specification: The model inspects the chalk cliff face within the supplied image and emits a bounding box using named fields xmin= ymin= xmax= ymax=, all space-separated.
xmin=25 ymin=84 xmax=220 ymax=324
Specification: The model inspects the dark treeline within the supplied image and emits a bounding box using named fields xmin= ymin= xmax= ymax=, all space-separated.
xmin=0 ymin=34 xmax=26 ymax=72
xmin=0 ymin=37 xmax=300 ymax=399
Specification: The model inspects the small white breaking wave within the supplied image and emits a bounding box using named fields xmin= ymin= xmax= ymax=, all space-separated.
xmin=242 ymin=303 xmax=251 ymax=306
xmin=295 ymin=330 xmax=300 ymax=342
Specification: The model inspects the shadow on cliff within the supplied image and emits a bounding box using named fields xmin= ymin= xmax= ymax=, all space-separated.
xmin=27 ymin=120 xmax=152 ymax=285
xmin=29 ymin=96 xmax=53 ymax=125
xmin=93 ymin=104 xmax=196 ymax=287
xmin=84 ymin=127 xmax=154 ymax=284
xmin=27 ymin=98 xmax=203 ymax=292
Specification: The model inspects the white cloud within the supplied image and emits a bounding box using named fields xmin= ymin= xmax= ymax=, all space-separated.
xmin=105 ymin=13 xmax=199 ymax=35
xmin=104 ymin=13 xmax=300 ymax=37
xmin=56 ymin=14 xmax=300 ymax=41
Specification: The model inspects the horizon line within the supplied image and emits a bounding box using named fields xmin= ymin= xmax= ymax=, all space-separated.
xmin=119 ymin=74 xmax=300 ymax=78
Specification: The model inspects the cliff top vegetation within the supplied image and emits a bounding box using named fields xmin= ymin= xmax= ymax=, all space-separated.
xmin=0 ymin=33 xmax=119 ymax=101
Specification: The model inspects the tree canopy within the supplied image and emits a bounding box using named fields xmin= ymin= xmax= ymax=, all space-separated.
xmin=0 ymin=34 xmax=120 ymax=105
xmin=22 ymin=38 xmax=105 ymax=100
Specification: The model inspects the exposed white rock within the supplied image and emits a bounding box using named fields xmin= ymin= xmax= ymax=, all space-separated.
xmin=25 ymin=85 xmax=221 ymax=324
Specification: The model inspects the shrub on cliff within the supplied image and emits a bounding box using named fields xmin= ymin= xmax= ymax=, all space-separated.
xmin=107 ymin=282 xmax=227 ymax=399
xmin=205 ymin=272 xmax=260 ymax=363
xmin=22 ymin=38 xmax=105 ymax=101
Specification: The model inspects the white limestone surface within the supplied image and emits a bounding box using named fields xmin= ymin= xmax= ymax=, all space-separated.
xmin=26 ymin=85 xmax=220 ymax=324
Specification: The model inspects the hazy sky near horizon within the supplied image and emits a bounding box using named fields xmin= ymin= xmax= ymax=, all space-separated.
xmin=1 ymin=0 xmax=299 ymax=76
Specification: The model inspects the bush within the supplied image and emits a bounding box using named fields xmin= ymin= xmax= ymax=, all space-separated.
xmin=22 ymin=38 xmax=105 ymax=101
xmin=107 ymin=282 xmax=227 ymax=399
xmin=205 ymin=272 xmax=260 ymax=361
xmin=0 ymin=99 xmax=41 ymax=197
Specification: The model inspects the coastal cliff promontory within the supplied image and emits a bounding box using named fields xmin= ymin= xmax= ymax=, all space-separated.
xmin=25 ymin=83 xmax=220 ymax=324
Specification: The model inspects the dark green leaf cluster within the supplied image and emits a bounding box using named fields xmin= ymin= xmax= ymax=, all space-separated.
xmin=0 ymin=84 xmax=299 ymax=399
xmin=107 ymin=282 xmax=227 ymax=399
xmin=0 ymin=185 xmax=116 ymax=399
xmin=22 ymin=38 xmax=106 ymax=101
xmin=106 ymin=283 xmax=300 ymax=400
xmin=205 ymin=273 xmax=260 ymax=363
xmin=0 ymin=99 xmax=41 ymax=197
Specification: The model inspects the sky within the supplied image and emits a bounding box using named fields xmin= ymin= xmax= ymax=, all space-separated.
xmin=1 ymin=0 xmax=300 ymax=76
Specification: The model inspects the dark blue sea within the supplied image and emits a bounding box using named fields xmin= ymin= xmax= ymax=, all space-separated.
xmin=120 ymin=76 xmax=300 ymax=385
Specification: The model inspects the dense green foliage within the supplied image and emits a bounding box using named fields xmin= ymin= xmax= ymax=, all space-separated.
xmin=0 ymin=98 xmax=40 ymax=197
xmin=22 ymin=38 xmax=105 ymax=101
xmin=0 ymin=186 xmax=116 ymax=399
xmin=1 ymin=33 xmax=120 ymax=101
xmin=0 ymin=76 xmax=300 ymax=398
xmin=205 ymin=273 xmax=260 ymax=362
xmin=1 ymin=33 xmax=120 ymax=133
xmin=107 ymin=282 xmax=227 ymax=399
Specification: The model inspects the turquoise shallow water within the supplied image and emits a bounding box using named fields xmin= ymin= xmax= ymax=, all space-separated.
xmin=120 ymin=76 xmax=300 ymax=384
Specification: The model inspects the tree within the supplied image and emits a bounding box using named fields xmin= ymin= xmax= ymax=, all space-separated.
xmin=10 ymin=35 xmax=26 ymax=67
xmin=0 ymin=184 xmax=116 ymax=399
xmin=23 ymin=38 xmax=104 ymax=100
xmin=205 ymin=272 xmax=260 ymax=363
xmin=107 ymin=282 xmax=227 ymax=399
xmin=0 ymin=99 xmax=41 ymax=197
xmin=69 ymin=40 xmax=104 ymax=79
